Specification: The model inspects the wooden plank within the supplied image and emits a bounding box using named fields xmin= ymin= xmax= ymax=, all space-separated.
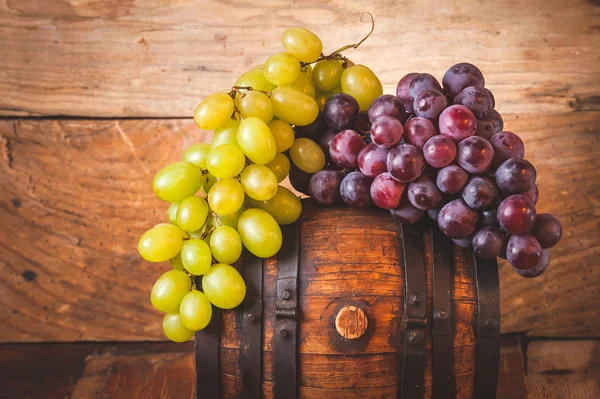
xmin=0 ymin=342 xmax=193 ymax=399
xmin=0 ymin=111 xmax=598 ymax=342
xmin=497 ymin=336 xmax=529 ymax=399
xmin=527 ymin=339 xmax=600 ymax=399
xmin=498 ymin=112 xmax=600 ymax=337
xmin=0 ymin=0 xmax=598 ymax=117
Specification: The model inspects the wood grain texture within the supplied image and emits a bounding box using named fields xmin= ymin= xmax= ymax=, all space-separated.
xmin=0 ymin=0 xmax=598 ymax=117
xmin=0 ymin=109 xmax=598 ymax=341
xmin=497 ymin=336 xmax=529 ymax=399
xmin=527 ymin=340 xmax=600 ymax=399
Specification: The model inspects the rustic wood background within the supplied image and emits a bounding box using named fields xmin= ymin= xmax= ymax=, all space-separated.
xmin=0 ymin=0 xmax=599 ymax=397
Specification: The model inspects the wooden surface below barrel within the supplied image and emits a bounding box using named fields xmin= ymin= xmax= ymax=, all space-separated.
xmin=196 ymin=200 xmax=499 ymax=398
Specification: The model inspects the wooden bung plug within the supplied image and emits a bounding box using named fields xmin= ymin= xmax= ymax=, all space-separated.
xmin=335 ymin=305 xmax=368 ymax=340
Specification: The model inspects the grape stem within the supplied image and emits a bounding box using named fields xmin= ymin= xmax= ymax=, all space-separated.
xmin=300 ymin=12 xmax=374 ymax=68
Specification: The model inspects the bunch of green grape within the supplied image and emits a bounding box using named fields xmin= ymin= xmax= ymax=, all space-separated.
xmin=138 ymin=18 xmax=382 ymax=342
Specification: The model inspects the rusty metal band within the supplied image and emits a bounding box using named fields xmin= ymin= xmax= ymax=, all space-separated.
xmin=473 ymin=254 xmax=500 ymax=399
xmin=274 ymin=222 xmax=300 ymax=399
xmin=399 ymin=223 xmax=428 ymax=399
xmin=195 ymin=276 xmax=221 ymax=399
xmin=240 ymin=251 xmax=264 ymax=399
xmin=431 ymin=228 xmax=455 ymax=399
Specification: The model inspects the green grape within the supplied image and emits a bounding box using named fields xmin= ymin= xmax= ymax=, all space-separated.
xmin=206 ymin=144 xmax=245 ymax=179
xmin=153 ymin=161 xmax=204 ymax=202
xmin=151 ymin=269 xmax=191 ymax=312
xmin=251 ymin=186 xmax=302 ymax=225
xmin=271 ymin=86 xmax=319 ymax=127
xmin=217 ymin=205 xmax=245 ymax=229
xmin=312 ymin=59 xmax=344 ymax=91
xmin=315 ymin=90 xmax=335 ymax=112
xmin=179 ymin=290 xmax=212 ymax=331
xmin=240 ymin=164 xmax=278 ymax=201
xmin=237 ymin=117 xmax=277 ymax=165
xmin=268 ymin=120 xmax=295 ymax=153
xmin=167 ymin=202 xmax=179 ymax=225
xmin=284 ymin=72 xmax=316 ymax=98
xmin=341 ymin=65 xmax=383 ymax=111
xmin=203 ymin=172 xmax=218 ymax=194
xmin=281 ymin=27 xmax=323 ymax=63
xmin=302 ymin=63 xmax=313 ymax=75
xmin=163 ymin=312 xmax=195 ymax=342
xmin=265 ymin=153 xmax=290 ymax=183
xmin=235 ymin=90 xmax=274 ymax=123
xmin=289 ymin=138 xmax=326 ymax=173
xmin=211 ymin=119 xmax=239 ymax=148
xmin=181 ymin=238 xmax=212 ymax=275
xmin=235 ymin=66 xmax=276 ymax=92
xmin=208 ymin=178 xmax=245 ymax=216
xmin=237 ymin=208 xmax=282 ymax=258
xmin=181 ymin=143 xmax=211 ymax=169
xmin=170 ymin=253 xmax=185 ymax=270
xmin=138 ymin=223 xmax=186 ymax=262
xmin=210 ymin=226 xmax=242 ymax=265
xmin=176 ymin=196 xmax=209 ymax=232
xmin=202 ymin=264 xmax=246 ymax=309
xmin=194 ymin=92 xmax=235 ymax=130
xmin=263 ymin=52 xmax=301 ymax=86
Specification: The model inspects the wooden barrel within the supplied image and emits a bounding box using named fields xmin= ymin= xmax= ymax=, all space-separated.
xmin=195 ymin=200 xmax=500 ymax=399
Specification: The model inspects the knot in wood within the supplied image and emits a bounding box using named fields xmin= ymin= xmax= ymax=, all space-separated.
xmin=334 ymin=305 xmax=368 ymax=340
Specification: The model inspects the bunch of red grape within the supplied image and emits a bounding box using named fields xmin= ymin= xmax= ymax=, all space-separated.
xmin=291 ymin=63 xmax=562 ymax=278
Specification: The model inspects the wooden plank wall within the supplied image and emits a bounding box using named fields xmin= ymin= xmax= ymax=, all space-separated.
xmin=0 ymin=0 xmax=599 ymax=344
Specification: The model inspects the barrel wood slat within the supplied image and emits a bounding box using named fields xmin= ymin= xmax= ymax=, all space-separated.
xmin=194 ymin=202 xmax=499 ymax=398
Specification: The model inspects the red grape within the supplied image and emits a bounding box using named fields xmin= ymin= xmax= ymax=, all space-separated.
xmin=409 ymin=73 xmax=442 ymax=97
xmin=457 ymin=136 xmax=494 ymax=174
xmin=479 ymin=209 xmax=499 ymax=227
xmin=368 ymin=94 xmax=407 ymax=123
xmin=340 ymin=171 xmax=373 ymax=208
xmin=407 ymin=175 xmax=444 ymax=211
xmin=495 ymin=158 xmax=536 ymax=195
xmin=438 ymin=199 xmax=479 ymax=239
xmin=324 ymin=94 xmax=359 ymax=130
xmin=319 ymin=129 xmax=336 ymax=161
xmin=453 ymin=86 xmax=492 ymax=118
xmin=498 ymin=195 xmax=536 ymax=234
xmin=396 ymin=73 xmax=418 ymax=114
xmin=387 ymin=143 xmax=426 ymax=183
xmin=404 ymin=117 xmax=437 ymax=149
xmin=484 ymin=88 xmax=495 ymax=109
xmin=462 ymin=176 xmax=499 ymax=210
xmin=289 ymin=163 xmax=312 ymax=196
xmin=489 ymin=131 xmax=525 ymax=169
xmin=436 ymin=164 xmax=468 ymax=194
xmin=370 ymin=172 xmax=406 ymax=210
xmin=296 ymin=112 xmax=328 ymax=141
xmin=480 ymin=109 xmax=503 ymax=133
xmin=475 ymin=120 xmax=496 ymax=140
xmin=370 ymin=115 xmax=403 ymax=148
xmin=453 ymin=236 xmax=474 ymax=248
xmin=530 ymin=213 xmax=562 ymax=249
xmin=390 ymin=194 xmax=425 ymax=224
xmin=522 ymin=184 xmax=539 ymax=206
xmin=472 ymin=227 xmax=506 ymax=259
xmin=423 ymin=135 xmax=457 ymax=168
xmin=358 ymin=143 xmax=389 ymax=178
xmin=309 ymin=169 xmax=343 ymax=205
xmin=439 ymin=105 xmax=477 ymax=143
xmin=506 ymin=234 xmax=542 ymax=270
xmin=329 ymin=129 xmax=366 ymax=168
xmin=442 ymin=63 xmax=485 ymax=101
xmin=513 ymin=249 xmax=550 ymax=278
xmin=413 ymin=89 xmax=446 ymax=120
